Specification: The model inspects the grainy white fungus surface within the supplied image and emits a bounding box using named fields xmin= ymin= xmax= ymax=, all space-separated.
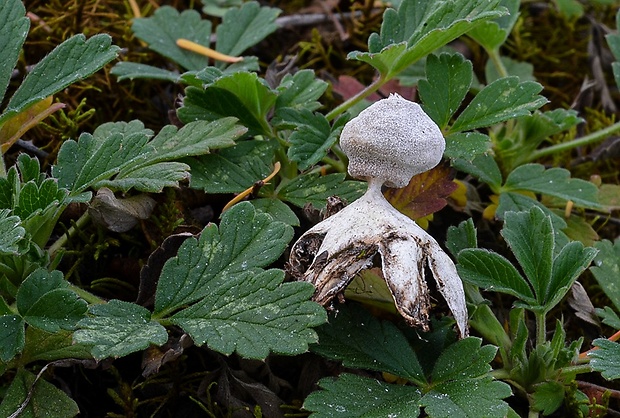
xmin=340 ymin=93 xmax=445 ymax=188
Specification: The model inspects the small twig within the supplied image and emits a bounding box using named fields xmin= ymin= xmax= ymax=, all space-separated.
xmin=9 ymin=364 xmax=51 ymax=418
xmin=277 ymin=11 xmax=363 ymax=28
xmin=319 ymin=3 xmax=349 ymax=41
xmin=579 ymin=329 xmax=620 ymax=359
xmin=176 ymin=39 xmax=243 ymax=63
xmin=221 ymin=162 xmax=281 ymax=212
xmin=208 ymin=11 xmax=366 ymax=43
xmin=26 ymin=12 xmax=52 ymax=33
xmin=127 ymin=0 xmax=141 ymax=18
xmin=578 ymin=380 xmax=620 ymax=400
xmin=16 ymin=139 xmax=49 ymax=159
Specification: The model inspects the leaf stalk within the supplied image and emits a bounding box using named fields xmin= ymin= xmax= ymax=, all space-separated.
xmin=527 ymin=119 xmax=620 ymax=162
xmin=48 ymin=210 xmax=91 ymax=260
xmin=325 ymin=77 xmax=386 ymax=121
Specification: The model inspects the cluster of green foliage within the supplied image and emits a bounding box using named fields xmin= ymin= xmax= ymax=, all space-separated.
xmin=1 ymin=0 xmax=620 ymax=416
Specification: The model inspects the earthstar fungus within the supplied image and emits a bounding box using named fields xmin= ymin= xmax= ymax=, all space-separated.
xmin=288 ymin=94 xmax=468 ymax=338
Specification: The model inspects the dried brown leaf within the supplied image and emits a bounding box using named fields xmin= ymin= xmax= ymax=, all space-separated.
xmin=384 ymin=163 xmax=457 ymax=221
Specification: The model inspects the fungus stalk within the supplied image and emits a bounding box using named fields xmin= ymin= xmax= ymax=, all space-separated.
xmin=288 ymin=94 xmax=468 ymax=338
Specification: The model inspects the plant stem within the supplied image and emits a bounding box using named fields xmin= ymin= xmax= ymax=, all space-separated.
xmin=527 ymin=119 xmax=620 ymax=162
xmin=321 ymin=155 xmax=346 ymax=173
xmin=488 ymin=48 xmax=509 ymax=79
xmin=325 ymin=77 xmax=386 ymax=122
xmin=48 ymin=210 xmax=91 ymax=260
xmin=489 ymin=369 xmax=511 ymax=380
xmin=464 ymin=284 xmax=512 ymax=362
xmin=535 ymin=311 xmax=546 ymax=347
xmin=331 ymin=144 xmax=348 ymax=168
xmin=560 ymin=364 xmax=592 ymax=377
xmin=68 ymin=284 xmax=105 ymax=305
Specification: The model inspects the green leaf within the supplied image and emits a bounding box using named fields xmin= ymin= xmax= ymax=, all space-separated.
xmin=350 ymin=0 xmax=504 ymax=78
xmin=420 ymin=377 xmax=511 ymax=418
xmin=96 ymin=162 xmax=190 ymax=194
xmin=447 ymin=131 xmax=490 ymax=159
xmin=496 ymin=193 xmax=572 ymax=252
xmin=461 ymin=207 xmax=594 ymax=312
xmin=154 ymin=202 xmax=293 ymax=315
xmin=20 ymin=328 xmax=92 ymax=364
xmin=54 ymin=121 xmax=152 ymax=193
xmin=606 ymin=10 xmax=620 ymax=88
xmin=17 ymin=269 xmax=87 ymax=332
xmin=596 ymin=306 xmax=620 ymax=329
xmin=215 ymin=1 xmax=281 ymax=58
xmin=419 ymin=53 xmax=473 ymax=129
xmin=275 ymin=70 xmax=328 ymax=113
xmin=22 ymin=289 xmax=87 ymax=333
xmin=446 ymin=218 xmax=477 ymax=257
xmin=501 ymin=206 xmax=554 ymax=304
xmin=132 ymin=6 xmax=212 ymax=71
xmin=16 ymin=154 xmax=44 ymax=183
xmin=54 ymin=119 xmax=246 ymax=194
xmin=202 ymin=0 xmax=244 ymax=17
xmin=178 ymin=72 xmax=277 ymax=136
xmin=555 ymin=0 xmax=584 ymax=18
xmin=0 ymin=314 xmax=25 ymax=362
xmin=277 ymin=173 xmax=366 ymax=209
xmin=419 ymin=337 xmax=511 ymax=417
xmin=497 ymin=109 xmax=583 ymax=169
xmin=0 ymin=296 xmax=10 ymax=315
xmin=496 ymin=192 xmax=567 ymax=232
xmin=14 ymin=178 xmax=67 ymax=220
xmin=350 ymin=42 xmax=408 ymax=77
xmin=531 ymin=381 xmax=565 ymax=415
xmin=110 ymin=62 xmax=181 ymax=82
xmin=590 ymin=239 xmax=620 ymax=312
xmin=589 ymin=338 xmax=620 ymax=380
xmin=286 ymin=110 xmax=341 ymax=170
xmin=457 ymin=248 xmax=535 ymax=302
xmin=16 ymin=269 xmax=65 ymax=315
xmin=468 ymin=21 xmax=509 ymax=53
xmin=1 ymin=34 xmax=119 ymax=125
xmin=0 ymin=209 xmax=26 ymax=255
xmin=467 ymin=0 xmax=520 ymax=51
xmin=109 ymin=119 xmax=246 ymax=188
xmin=431 ymin=337 xmax=497 ymax=382
xmin=0 ymin=0 xmax=29 ymax=105
xmin=312 ymin=304 xmax=426 ymax=385
xmin=250 ymin=198 xmax=299 ymax=226
xmin=502 ymin=164 xmax=601 ymax=209
xmin=74 ymin=299 xmax=168 ymax=360
xmin=452 ymin=154 xmax=502 ymax=190
xmin=0 ymin=368 xmax=79 ymax=418
xmin=303 ymin=374 xmax=422 ymax=418
xmin=0 ymin=157 xmax=68 ymax=244
xmin=172 ymin=269 xmax=325 ymax=358
xmin=546 ymin=241 xmax=596 ymax=308
xmin=181 ymin=66 xmax=221 ymax=85
xmin=187 ymin=140 xmax=274 ymax=193
xmin=450 ymin=77 xmax=547 ymax=133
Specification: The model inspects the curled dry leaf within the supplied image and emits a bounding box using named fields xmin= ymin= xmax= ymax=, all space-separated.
xmin=288 ymin=94 xmax=468 ymax=337
xmin=88 ymin=187 xmax=156 ymax=232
